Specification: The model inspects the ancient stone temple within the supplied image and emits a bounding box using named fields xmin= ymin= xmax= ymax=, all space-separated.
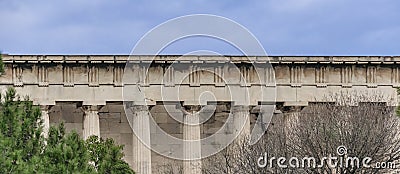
xmin=0 ymin=54 xmax=397 ymax=173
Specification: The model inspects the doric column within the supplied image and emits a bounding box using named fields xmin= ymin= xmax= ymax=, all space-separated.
xmin=182 ymin=105 xmax=202 ymax=174
xmin=130 ymin=105 xmax=152 ymax=174
xmin=83 ymin=105 xmax=100 ymax=140
xmin=232 ymin=105 xmax=250 ymax=139
xmin=40 ymin=105 xmax=50 ymax=138
xmin=283 ymin=106 xmax=301 ymax=131
xmin=282 ymin=106 xmax=302 ymax=145
xmin=228 ymin=105 xmax=250 ymax=171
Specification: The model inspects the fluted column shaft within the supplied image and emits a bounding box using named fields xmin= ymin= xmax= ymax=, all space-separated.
xmin=183 ymin=106 xmax=202 ymax=174
xmin=232 ymin=105 xmax=250 ymax=139
xmin=227 ymin=105 xmax=250 ymax=173
xmin=283 ymin=107 xmax=301 ymax=145
xmin=40 ymin=105 xmax=50 ymax=138
xmin=131 ymin=105 xmax=152 ymax=174
xmin=83 ymin=105 xmax=100 ymax=140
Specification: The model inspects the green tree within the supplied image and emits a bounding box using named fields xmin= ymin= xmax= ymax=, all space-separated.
xmin=0 ymin=88 xmax=44 ymax=173
xmin=86 ymin=136 xmax=134 ymax=174
xmin=40 ymin=124 xmax=94 ymax=173
xmin=0 ymin=52 xmax=4 ymax=74
xmin=0 ymin=88 xmax=134 ymax=173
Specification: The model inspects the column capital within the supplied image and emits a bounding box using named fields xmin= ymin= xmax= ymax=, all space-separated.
xmin=129 ymin=105 xmax=152 ymax=112
xmin=182 ymin=105 xmax=201 ymax=114
xmin=82 ymin=105 xmax=102 ymax=112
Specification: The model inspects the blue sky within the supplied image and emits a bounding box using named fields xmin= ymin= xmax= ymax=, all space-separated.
xmin=0 ymin=0 xmax=399 ymax=55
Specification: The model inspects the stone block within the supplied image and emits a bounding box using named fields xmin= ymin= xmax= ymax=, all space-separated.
xmin=169 ymin=133 xmax=183 ymax=139
xmin=151 ymin=133 xmax=171 ymax=146
xmin=151 ymin=105 xmax=167 ymax=113
xmin=149 ymin=122 xmax=158 ymax=134
xmin=107 ymin=122 xmax=120 ymax=134
xmin=152 ymin=113 xmax=169 ymax=123
xmin=72 ymin=113 xmax=84 ymax=123
xmin=119 ymin=123 xmax=133 ymax=133
xmin=49 ymin=111 xmax=62 ymax=123
xmin=203 ymin=114 xmax=215 ymax=124
xmin=204 ymin=119 xmax=224 ymax=130
xmin=120 ymin=133 xmax=133 ymax=146
xmin=166 ymin=114 xmax=182 ymax=124
xmin=215 ymin=112 xmax=228 ymax=122
xmin=121 ymin=113 xmax=129 ymax=123
xmin=62 ymin=111 xmax=82 ymax=123
xmin=158 ymin=123 xmax=182 ymax=134
xmin=99 ymin=113 xmax=121 ymax=123
xmin=203 ymin=126 xmax=221 ymax=134
xmin=99 ymin=121 xmax=109 ymax=134
xmin=107 ymin=105 xmax=124 ymax=113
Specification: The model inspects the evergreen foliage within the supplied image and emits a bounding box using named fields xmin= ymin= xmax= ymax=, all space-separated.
xmin=0 ymin=53 xmax=4 ymax=74
xmin=0 ymin=88 xmax=134 ymax=173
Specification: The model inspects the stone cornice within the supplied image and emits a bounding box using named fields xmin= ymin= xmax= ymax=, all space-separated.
xmin=2 ymin=54 xmax=400 ymax=64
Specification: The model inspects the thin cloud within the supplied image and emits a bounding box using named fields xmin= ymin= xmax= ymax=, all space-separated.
xmin=0 ymin=0 xmax=399 ymax=55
